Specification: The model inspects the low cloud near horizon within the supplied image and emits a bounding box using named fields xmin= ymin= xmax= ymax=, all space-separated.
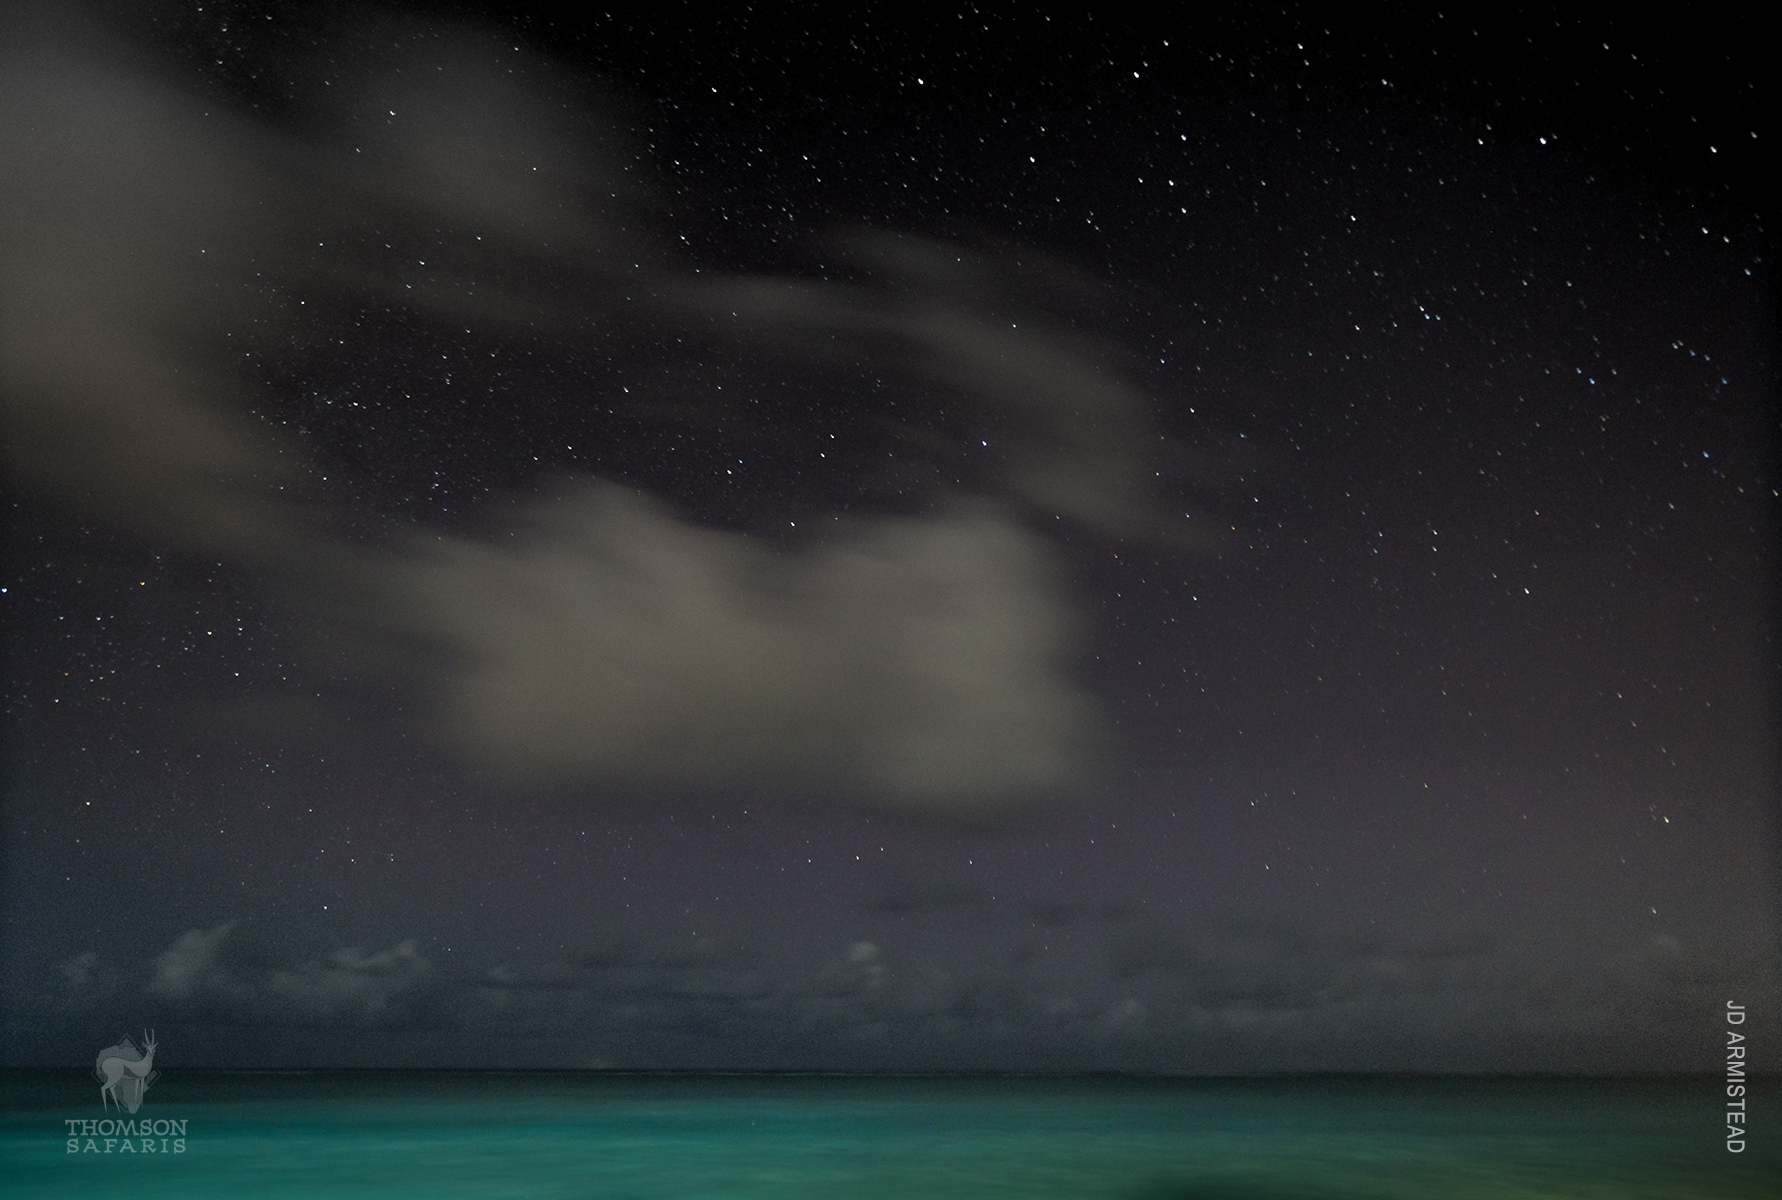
xmin=16 ymin=915 xmax=1753 ymax=1072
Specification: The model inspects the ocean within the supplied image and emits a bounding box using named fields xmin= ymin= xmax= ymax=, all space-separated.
xmin=3 ymin=1071 xmax=1772 ymax=1197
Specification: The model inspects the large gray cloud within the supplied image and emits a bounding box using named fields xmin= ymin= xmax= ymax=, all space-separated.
xmin=399 ymin=488 xmax=1094 ymax=806
xmin=0 ymin=11 xmax=296 ymax=558
xmin=0 ymin=4 xmax=1175 ymax=809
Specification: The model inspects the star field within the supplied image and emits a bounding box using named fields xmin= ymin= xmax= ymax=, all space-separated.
xmin=1 ymin=2 xmax=1771 ymax=1072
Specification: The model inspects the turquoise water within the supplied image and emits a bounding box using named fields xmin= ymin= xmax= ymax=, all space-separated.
xmin=3 ymin=1072 xmax=1773 ymax=1197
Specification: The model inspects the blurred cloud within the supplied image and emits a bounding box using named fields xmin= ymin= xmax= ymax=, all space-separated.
xmin=147 ymin=921 xmax=439 ymax=1028
xmin=11 ymin=916 xmax=1770 ymax=1069
xmin=0 ymin=3 xmax=1176 ymax=810
xmin=690 ymin=233 xmax=1185 ymax=544
xmin=0 ymin=10 xmax=296 ymax=558
xmin=819 ymin=940 xmax=892 ymax=994
xmin=149 ymin=922 xmax=243 ymax=1004
xmin=397 ymin=487 xmax=1095 ymax=807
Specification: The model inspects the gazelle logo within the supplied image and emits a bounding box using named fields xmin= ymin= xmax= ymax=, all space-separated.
xmin=94 ymin=1030 xmax=158 ymax=1113
xmin=66 ymin=1030 xmax=183 ymax=1155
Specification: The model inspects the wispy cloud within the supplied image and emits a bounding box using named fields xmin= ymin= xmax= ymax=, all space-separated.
xmin=147 ymin=922 xmax=440 ymax=1029
xmin=0 ymin=4 xmax=1194 ymax=809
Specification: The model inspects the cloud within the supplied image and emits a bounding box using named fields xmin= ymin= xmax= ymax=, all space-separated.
xmin=691 ymin=233 xmax=1182 ymax=544
xmin=21 ymin=915 xmax=1770 ymax=1070
xmin=0 ymin=11 xmax=298 ymax=559
xmin=262 ymin=940 xmax=434 ymax=1026
xmin=147 ymin=922 xmax=439 ymax=1028
xmin=397 ymin=487 xmax=1096 ymax=807
xmin=149 ymin=922 xmax=243 ymax=1003
xmin=819 ymin=941 xmax=891 ymax=994
xmin=2 ymin=4 xmax=1188 ymax=810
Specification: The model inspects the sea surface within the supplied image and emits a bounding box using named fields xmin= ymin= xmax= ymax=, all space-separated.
xmin=2 ymin=1071 xmax=1773 ymax=1198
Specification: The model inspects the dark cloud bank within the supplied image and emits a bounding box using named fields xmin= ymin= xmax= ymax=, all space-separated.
xmin=21 ymin=913 xmax=1739 ymax=1073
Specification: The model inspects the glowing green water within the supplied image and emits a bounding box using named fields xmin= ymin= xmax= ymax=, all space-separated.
xmin=2 ymin=1072 xmax=1772 ymax=1197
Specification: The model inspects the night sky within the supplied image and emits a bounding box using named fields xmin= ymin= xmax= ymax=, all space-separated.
xmin=2 ymin=2 xmax=1774 ymax=1073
